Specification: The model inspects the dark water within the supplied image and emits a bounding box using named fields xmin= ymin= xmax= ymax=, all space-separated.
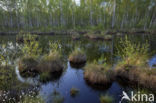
xmin=0 ymin=34 xmax=156 ymax=103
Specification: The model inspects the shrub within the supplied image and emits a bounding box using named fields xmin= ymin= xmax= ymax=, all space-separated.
xmin=21 ymin=34 xmax=42 ymax=58
xmin=116 ymin=35 xmax=149 ymax=67
xmin=100 ymin=95 xmax=113 ymax=103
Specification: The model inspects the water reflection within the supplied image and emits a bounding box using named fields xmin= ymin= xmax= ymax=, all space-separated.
xmin=149 ymin=55 xmax=156 ymax=68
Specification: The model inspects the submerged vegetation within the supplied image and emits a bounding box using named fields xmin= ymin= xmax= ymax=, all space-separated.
xmin=70 ymin=87 xmax=79 ymax=97
xmin=52 ymin=90 xmax=64 ymax=103
xmin=100 ymin=94 xmax=113 ymax=103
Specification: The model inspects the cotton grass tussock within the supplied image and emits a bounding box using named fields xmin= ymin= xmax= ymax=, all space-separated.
xmin=69 ymin=47 xmax=87 ymax=67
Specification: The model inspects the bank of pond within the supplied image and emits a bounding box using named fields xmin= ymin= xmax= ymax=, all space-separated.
xmin=0 ymin=34 xmax=156 ymax=103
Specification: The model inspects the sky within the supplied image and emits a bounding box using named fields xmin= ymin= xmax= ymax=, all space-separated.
xmin=74 ymin=0 xmax=80 ymax=6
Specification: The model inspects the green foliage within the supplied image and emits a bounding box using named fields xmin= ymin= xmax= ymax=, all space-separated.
xmin=49 ymin=41 xmax=62 ymax=53
xmin=0 ymin=66 xmax=15 ymax=90
xmin=1 ymin=0 xmax=155 ymax=31
xmin=43 ymin=50 xmax=61 ymax=62
xmin=70 ymin=47 xmax=85 ymax=57
xmin=93 ymin=55 xmax=107 ymax=67
xmin=100 ymin=95 xmax=113 ymax=103
xmin=0 ymin=53 xmax=5 ymax=65
xmin=117 ymin=35 xmax=149 ymax=66
xmin=21 ymin=34 xmax=42 ymax=58
xmin=0 ymin=43 xmax=16 ymax=66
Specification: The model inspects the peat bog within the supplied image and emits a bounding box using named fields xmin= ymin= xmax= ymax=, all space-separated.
xmin=0 ymin=33 xmax=156 ymax=103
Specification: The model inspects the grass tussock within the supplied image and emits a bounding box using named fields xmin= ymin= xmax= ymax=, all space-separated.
xmin=38 ymin=51 xmax=63 ymax=73
xmin=70 ymin=87 xmax=79 ymax=97
xmin=38 ymin=51 xmax=63 ymax=82
xmin=84 ymin=56 xmax=114 ymax=86
xmin=115 ymin=36 xmax=156 ymax=91
xmin=84 ymin=64 xmax=113 ymax=86
xmin=18 ymin=57 xmax=38 ymax=77
xmin=115 ymin=64 xmax=156 ymax=91
xmin=69 ymin=48 xmax=87 ymax=65
xmin=100 ymin=95 xmax=113 ymax=103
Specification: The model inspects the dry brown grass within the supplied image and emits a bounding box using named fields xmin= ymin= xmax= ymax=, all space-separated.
xmin=115 ymin=65 xmax=156 ymax=91
xmin=38 ymin=51 xmax=63 ymax=73
xmin=69 ymin=49 xmax=86 ymax=65
xmin=18 ymin=57 xmax=38 ymax=77
xmin=84 ymin=64 xmax=114 ymax=86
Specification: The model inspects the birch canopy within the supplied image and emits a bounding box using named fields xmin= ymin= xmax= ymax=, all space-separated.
xmin=0 ymin=0 xmax=155 ymax=31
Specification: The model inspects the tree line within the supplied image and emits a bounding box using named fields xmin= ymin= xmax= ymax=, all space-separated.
xmin=0 ymin=0 xmax=155 ymax=31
